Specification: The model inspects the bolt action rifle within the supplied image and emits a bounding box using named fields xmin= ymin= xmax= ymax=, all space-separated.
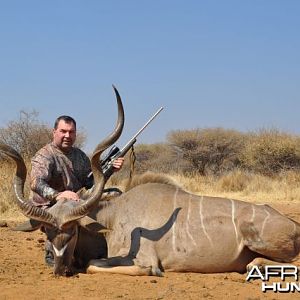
xmin=97 ymin=107 xmax=163 ymax=181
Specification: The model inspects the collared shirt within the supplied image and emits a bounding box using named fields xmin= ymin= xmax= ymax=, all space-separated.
xmin=30 ymin=142 xmax=91 ymax=206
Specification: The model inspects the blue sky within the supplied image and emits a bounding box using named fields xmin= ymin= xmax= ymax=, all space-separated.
xmin=0 ymin=1 xmax=299 ymax=152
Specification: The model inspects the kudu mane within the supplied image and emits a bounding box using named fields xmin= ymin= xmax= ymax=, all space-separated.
xmin=123 ymin=171 xmax=182 ymax=192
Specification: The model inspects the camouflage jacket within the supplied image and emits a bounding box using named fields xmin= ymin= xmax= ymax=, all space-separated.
xmin=30 ymin=142 xmax=92 ymax=206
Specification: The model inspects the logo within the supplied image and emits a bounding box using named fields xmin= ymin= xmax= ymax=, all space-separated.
xmin=246 ymin=265 xmax=300 ymax=293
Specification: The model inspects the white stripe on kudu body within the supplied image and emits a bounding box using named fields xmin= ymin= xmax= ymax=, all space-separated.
xmin=199 ymin=196 xmax=213 ymax=247
xmin=261 ymin=208 xmax=270 ymax=236
xmin=250 ymin=204 xmax=256 ymax=223
xmin=172 ymin=187 xmax=179 ymax=252
xmin=186 ymin=195 xmax=197 ymax=246
xmin=230 ymin=199 xmax=239 ymax=245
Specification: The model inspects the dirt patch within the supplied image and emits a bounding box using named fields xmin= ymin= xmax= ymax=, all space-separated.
xmin=0 ymin=202 xmax=299 ymax=300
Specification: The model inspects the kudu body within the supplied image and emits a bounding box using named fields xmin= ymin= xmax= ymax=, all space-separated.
xmin=86 ymin=180 xmax=300 ymax=275
xmin=1 ymin=88 xmax=300 ymax=276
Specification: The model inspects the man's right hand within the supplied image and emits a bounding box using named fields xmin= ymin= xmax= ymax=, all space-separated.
xmin=56 ymin=191 xmax=80 ymax=201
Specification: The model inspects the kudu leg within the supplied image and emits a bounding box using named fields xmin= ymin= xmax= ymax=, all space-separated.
xmin=87 ymin=265 xmax=151 ymax=276
xmin=246 ymin=257 xmax=300 ymax=273
xmin=241 ymin=219 xmax=300 ymax=265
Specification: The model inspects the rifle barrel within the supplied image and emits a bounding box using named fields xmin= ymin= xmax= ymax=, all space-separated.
xmin=120 ymin=107 xmax=164 ymax=152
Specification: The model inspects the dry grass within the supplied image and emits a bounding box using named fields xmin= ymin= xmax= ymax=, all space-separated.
xmin=2 ymin=161 xmax=300 ymax=222
xmin=0 ymin=159 xmax=29 ymax=221
xmin=172 ymin=169 xmax=300 ymax=203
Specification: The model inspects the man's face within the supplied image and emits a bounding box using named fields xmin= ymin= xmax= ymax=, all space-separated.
xmin=53 ymin=120 xmax=76 ymax=152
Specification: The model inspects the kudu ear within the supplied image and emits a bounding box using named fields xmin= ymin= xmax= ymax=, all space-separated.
xmin=78 ymin=216 xmax=112 ymax=234
xmin=12 ymin=219 xmax=42 ymax=232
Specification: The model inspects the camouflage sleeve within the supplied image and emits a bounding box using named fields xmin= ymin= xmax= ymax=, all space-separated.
xmin=30 ymin=152 xmax=59 ymax=201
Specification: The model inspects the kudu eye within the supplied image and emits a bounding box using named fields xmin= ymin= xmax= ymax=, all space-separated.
xmin=45 ymin=228 xmax=60 ymax=242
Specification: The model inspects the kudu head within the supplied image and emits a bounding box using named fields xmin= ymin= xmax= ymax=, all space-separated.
xmin=0 ymin=85 xmax=124 ymax=276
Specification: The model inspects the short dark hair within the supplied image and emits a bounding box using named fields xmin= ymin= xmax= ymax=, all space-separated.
xmin=54 ymin=115 xmax=77 ymax=129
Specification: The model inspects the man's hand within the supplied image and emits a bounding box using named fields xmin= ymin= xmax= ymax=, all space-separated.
xmin=112 ymin=157 xmax=124 ymax=172
xmin=56 ymin=191 xmax=80 ymax=201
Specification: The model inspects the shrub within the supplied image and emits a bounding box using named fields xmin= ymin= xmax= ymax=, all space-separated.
xmin=167 ymin=128 xmax=245 ymax=175
xmin=240 ymin=129 xmax=300 ymax=175
xmin=216 ymin=169 xmax=253 ymax=192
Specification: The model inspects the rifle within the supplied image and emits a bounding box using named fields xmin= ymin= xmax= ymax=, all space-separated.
xmin=99 ymin=106 xmax=164 ymax=181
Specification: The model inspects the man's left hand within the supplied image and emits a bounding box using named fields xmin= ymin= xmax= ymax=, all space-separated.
xmin=112 ymin=157 xmax=124 ymax=172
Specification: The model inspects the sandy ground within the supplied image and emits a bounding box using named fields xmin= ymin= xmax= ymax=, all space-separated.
xmin=1 ymin=202 xmax=300 ymax=300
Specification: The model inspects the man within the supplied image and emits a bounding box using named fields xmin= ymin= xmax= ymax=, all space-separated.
xmin=30 ymin=115 xmax=124 ymax=265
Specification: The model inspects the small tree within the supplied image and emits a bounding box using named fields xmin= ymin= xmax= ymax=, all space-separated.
xmin=240 ymin=129 xmax=300 ymax=175
xmin=167 ymin=128 xmax=245 ymax=175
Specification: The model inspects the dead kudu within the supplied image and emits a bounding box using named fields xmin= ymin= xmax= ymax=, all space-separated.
xmin=2 ymin=95 xmax=300 ymax=277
